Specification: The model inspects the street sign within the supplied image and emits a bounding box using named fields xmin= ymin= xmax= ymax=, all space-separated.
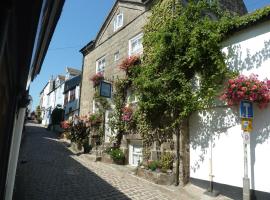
xmin=241 ymin=118 xmax=253 ymax=132
xmin=240 ymin=100 xmax=253 ymax=118
xmin=99 ymin=81 xmax=112 ymax=98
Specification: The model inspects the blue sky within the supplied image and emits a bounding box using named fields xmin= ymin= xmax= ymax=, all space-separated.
xmin=30 ymin=0 xmax=270 ymax=110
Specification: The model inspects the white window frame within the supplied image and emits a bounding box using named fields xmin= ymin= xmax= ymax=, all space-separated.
xmin=129 ymin=33 xmax=143 ymax=56
xmin=127 ymin=89 xmax=138 ymax=104
xmin=113 ymin=13 xmax=123 ymax=32
xmin=96 ymin=56 xmax=106 ymax=73
xmin=114 ymin=51 xmax=120 ymax=61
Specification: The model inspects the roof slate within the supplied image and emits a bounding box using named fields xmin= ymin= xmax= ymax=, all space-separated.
xmin=64 ymin=75 xmax=81 ymax=93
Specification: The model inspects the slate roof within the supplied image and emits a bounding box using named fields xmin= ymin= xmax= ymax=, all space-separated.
xmin=64 ymin=75 xmax=81 ymax=93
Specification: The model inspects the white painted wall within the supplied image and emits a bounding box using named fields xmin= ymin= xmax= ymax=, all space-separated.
xmin=55 ymin=83 xmax=64 ymax=107
xmin=190 ymin=20 xmax=270 ymax=193
xmin=41 ymin=83 xmax=51 ymax=125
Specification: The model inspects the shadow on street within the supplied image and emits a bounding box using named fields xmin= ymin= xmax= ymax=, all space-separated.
xmin=13 ymin=123 xmax=130 ymax=200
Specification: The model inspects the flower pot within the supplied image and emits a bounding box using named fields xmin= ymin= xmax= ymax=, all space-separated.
xmin=83 ymin=143 xmax=92 ymax=153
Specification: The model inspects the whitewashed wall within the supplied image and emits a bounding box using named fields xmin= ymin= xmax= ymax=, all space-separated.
xmin=190 ymin=20 xmax=270 ymax=193
xmin=55 ymin=84 xmax=64 ymax=107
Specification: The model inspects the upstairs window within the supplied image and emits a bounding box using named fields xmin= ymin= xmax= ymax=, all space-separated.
xmin=96 ymin=56 xmax=106 ymax=73
xmin=64 ymin=93 xmax=69 ymax=105
xmin=114 ymin=51 xmax=120 ymax=61
xmin=127 ymin=89 xmax=138 ymax=104
xmin=69 ymin=89 xmax=76 ymax=102
xmin=129 ymin=33 xmax=143 ymax=56
xmin=114 ymin=13 xmax=123 ymax=32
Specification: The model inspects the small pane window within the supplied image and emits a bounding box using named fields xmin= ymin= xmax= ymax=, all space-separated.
xmin=96 ymin=56 xmax=106 ymax=73
xmin=114 ymin=13 xmax=123 ymax=32
xmin=69 ymin=89 xmax=76 ymax=102
xmin=129 ymin=33 xmax=143 ymax=56
xmin=114 ymin=51 xmax=120 ymax=61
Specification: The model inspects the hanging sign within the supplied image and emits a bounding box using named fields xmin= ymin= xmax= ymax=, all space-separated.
xmin=240 ymin=100 xmax=253 ymax=118
xmin=99 ymin=81 xmax=112 ymax=98
xmin=241 ymin=118 xmax=253 ymax=132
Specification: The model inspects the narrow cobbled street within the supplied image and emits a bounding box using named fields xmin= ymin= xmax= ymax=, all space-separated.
xmin=13 ymin=123 xmax=195 ymax=200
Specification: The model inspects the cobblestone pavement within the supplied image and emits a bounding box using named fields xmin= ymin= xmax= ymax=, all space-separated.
xmin=13 ymin=123 xmax=182 ymax=200
xmin=14 ymin=123 xmax=230 ymax=200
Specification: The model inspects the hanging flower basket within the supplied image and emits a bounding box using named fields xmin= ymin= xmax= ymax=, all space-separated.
xmin=121 ymin=106 xmax=133 ymax=122
xmin=88 ymin=113 xmax=102 ymax=126
xmin=220 ymin=74 xmax=270 ymax=108
xmin=119 ymin=55 xmax=141 ymax=73
xmin=90 ymin=72 xmax=104 ymax=87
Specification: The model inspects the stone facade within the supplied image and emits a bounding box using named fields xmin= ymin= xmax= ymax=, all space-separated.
xmin=80 ymin=1 xmax=151 ymax=116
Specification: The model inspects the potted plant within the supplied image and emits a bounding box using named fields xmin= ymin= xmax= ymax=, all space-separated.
xmin=109 ymin=148 xmax=125 ymax=165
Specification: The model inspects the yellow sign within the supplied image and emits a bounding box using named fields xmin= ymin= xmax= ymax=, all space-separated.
xmin=241 ymin=118 xmax=253 ymax=132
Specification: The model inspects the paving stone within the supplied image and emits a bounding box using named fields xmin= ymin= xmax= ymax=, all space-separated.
xmin=13 ymin=124 xmax=177 ymax=200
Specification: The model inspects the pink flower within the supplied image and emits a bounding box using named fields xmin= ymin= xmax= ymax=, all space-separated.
xmin=252 ymin=85 xmax=257 ymax=90
xmin=228 ymin=79 xmax=234 ymax=84
xmin=221 ymin=74 xmax=270 ymax=108
xmin=241 ymin=87 xmax=247 ymax=92
xmin=231 ymin=84 xmax=236 ymax=89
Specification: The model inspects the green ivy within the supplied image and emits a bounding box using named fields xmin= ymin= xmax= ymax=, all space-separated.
xmin=108 ymin=0 xmax=270 ymax=151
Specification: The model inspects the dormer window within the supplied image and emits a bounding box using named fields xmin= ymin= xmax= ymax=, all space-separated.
xmin=114 ymin=13 xmax=123 ymax=32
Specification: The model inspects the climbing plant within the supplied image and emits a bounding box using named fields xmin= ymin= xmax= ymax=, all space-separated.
xmin=131 ymin=0 xmax=236 ymax=185
xmin=109 ymin=56 xmax=141 ymax=146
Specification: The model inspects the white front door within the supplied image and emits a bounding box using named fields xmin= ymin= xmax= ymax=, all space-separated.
xmin=129 ymin=144 xmax=143 ymax=166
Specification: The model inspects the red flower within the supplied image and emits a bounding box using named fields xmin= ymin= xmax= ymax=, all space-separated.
xmin=119 ymin=55 xmax=141 ymax=73
xmin=90 ymin=72 xmax=104 ymax=87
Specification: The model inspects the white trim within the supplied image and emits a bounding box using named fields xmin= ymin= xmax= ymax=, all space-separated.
xmin=129 ymin=143 xmax=143 ymax=166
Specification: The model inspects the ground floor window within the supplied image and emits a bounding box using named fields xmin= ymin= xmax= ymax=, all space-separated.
xmin=129 ymin=143 xmax=143 ymax=166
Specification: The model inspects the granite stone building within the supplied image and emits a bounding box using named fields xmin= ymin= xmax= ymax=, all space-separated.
xmin=79 ymin=0 xmax=247 ymax=168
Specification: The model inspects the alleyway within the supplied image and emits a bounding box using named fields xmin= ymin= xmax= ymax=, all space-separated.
xmin=13 ymin=123 xmax=232 ymax=200
xmin=14 ymin=123 xmax=190 ymax=200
